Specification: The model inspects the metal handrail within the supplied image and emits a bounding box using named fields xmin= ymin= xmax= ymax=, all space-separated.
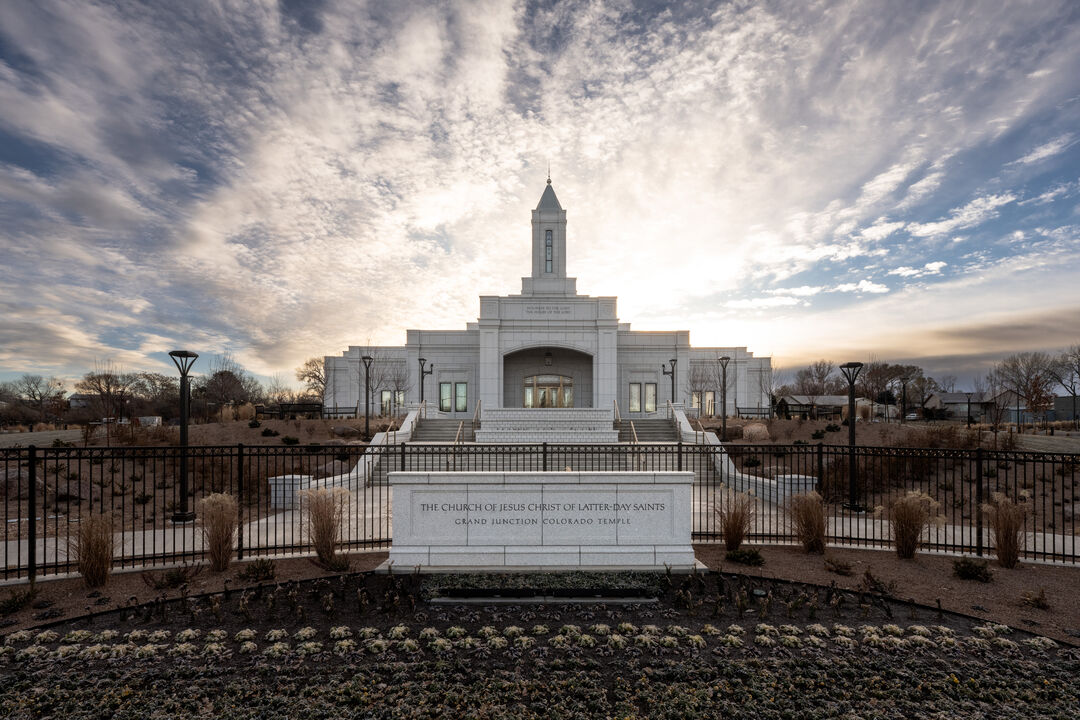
xmin=613 ymin=399 xmax=621 ymax=428
xmin=472 ymin=399 xmax=482 ymax=431
xmin=630 ymin=420 xmax=639 ymax=444
xmin=454 ymin=420 xmax=464 ymax=445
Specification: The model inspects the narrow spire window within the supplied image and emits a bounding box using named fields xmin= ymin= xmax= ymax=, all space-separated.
xmin=545 ymin=230 xmax=553 ymax=273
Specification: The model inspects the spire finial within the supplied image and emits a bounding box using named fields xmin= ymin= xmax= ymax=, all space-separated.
xmin=546 ymin=162 xmax=551 ymax=185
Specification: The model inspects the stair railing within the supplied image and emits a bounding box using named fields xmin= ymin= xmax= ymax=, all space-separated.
xmin=613 ymin=400 xmax=622 ymax=430
xmin=472 ymin=399 xmax=482 ymax=433
xmin=630 ymin=420 xmax=644 ymax=471
xmin=450 ymin=420 xmax=465 ymax=470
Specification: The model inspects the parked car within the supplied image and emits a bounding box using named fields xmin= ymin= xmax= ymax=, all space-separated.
xmin=905 ymin=413 xmax=918 ymax=420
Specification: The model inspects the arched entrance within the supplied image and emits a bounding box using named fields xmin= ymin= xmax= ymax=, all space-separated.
xmin=502 ymin=347 xmax=593 ymax=408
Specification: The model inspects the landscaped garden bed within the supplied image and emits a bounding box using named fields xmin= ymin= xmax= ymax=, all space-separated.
xmin=2 ymin=567 xmax=1077 ymax=718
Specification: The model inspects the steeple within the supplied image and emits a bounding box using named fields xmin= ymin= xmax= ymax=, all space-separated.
xmin=537 ymin=178 xmax=562 ymax=211
xmin=521 ymin=180 xmax=576 ymax=297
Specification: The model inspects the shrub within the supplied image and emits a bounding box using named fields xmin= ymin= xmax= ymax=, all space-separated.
xmin=742 ymin=456 xmax=761 ymax=468
xmin=282 ymin=436 xmax=300 ymax=445
xmin=983 ymin=493 xmax=1025 ymax=569
xmin=1020 ymin=587 xmax=1050 ymax=610
xmin=238 ymin=558 xmax=277 ymax=582
xmin=261 ymin=428 xmax=279 ymax=437
xmin=725 ymin=548 xmax=764 ymax=566
xmin=141 ymin=564 xmax=202 ymax=590
xmin=198 ymin=493 xmax=238 ymax=572
xmin=301 ymin=487 xmax=350 ymax=569
xmin=811 ymin=430 xmax=826 ymax=440
xmin=76 ymin=512 xmax=114 ymax=588
xmin=953 ymin=557 xmax=993 ymax=582
xmin=825 ymin=424 xmax=841 ymax=433
xmin=788 ymin=491 xmax=827 ymax=553
xmin=248 ymin=419 xmax=261 ymax=429
xmin=716 ymin=493 xmax=754 ymax=551
xmin=888 ymin=491 xmax=941 ymax=559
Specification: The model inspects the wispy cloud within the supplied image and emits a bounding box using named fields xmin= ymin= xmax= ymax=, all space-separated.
xmin=0 ymin=0 xmax=1079 ymax=384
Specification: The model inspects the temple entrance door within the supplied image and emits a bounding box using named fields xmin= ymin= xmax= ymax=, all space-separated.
xmin=523 ymin=375 xmax=574 ymax=408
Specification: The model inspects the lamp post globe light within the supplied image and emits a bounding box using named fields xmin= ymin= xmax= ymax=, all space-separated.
xmin=662 ymin=358 xmax=677 ymax=405
xmin=361 ymin=355 xmax=374 ymax=439
xmin=839 ymin=361 xmax=864 ymax=512
xmin=718 ymin=356 xmax=731 ymax=442
xmin=169 ymin=350 xmax=199 ymax=523
xmin=418 ymin=358 xmax=434 ymax=404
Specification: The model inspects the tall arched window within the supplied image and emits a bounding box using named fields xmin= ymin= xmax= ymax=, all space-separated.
xmin=545 ymin=230 xmax=552 ymax=273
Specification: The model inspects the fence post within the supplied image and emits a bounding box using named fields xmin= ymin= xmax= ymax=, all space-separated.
xmin=27 ymin=445 xmax=37 ymax=584
xmin=816 ymin=442 xmax=824 ymax=489
xmin=677 ymin=441 xmax=683 ymax=472
xmin=236 ymin=443 xmax=244 ymax=561
xmin=542 ymin=442 xmax=548 ymax=472
xmin=400 ymin=442 xmax=406 ymax=472
xmin=975 ymin=447 xmax=984 ymax=557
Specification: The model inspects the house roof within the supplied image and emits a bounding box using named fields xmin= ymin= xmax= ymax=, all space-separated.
xmin=933 ymin=392 xmax=988 ymax=404
xmin=781 ymin=395 xmax=853 ymax=406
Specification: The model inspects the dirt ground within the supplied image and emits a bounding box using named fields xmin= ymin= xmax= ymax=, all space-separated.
xmin=695 ymin=544 xmax=1080 ymax=645
xmin=4 ymin=545 xmax=1078 ymax=645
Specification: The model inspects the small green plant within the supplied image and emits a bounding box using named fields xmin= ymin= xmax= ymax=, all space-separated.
xmin=134 ymin=492 xmax=152 ymax=505
xmin=725 ymin=548 xmax=764 ymax=566
xmin=825 ymin=424 xmax=841 ymax=432
xmin=824 ymin=555 xmax=853 ymax=576
xmin=261 ymin=428 xmax=279 ymax=437
xmin=811 ymin=430 xmax=826 ymax=440
xmin=0 ymin=585 xmax=38 ymax=616
xmin=793 ymin=439 xmax=809 ymax=446
xmin=953 ymin=557 xmax=993 ymax=582
xmin=282 ymin=436 xmax=300 ymax=445
xmin=1021 ymin=587 xmax=1050 ymax=610
xmin=742 ymin=457 xmax=761 ymax=468
xmin=249 ymin=419 xmax=261 ymax=428
xmin=141 ymin=564 xmax=203 ymax=590
xmin=238 ymin=558 xmax=277 ymax=582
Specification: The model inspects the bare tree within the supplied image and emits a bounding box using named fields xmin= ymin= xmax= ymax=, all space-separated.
xmin=197 ymin=353 xmax=263 ymax=408
xmin=995 ymin=352 xmax=1056 ymax=431
xmin=937 ymin=375 xmax=957 ymax=393
xmin=355 ymin=347 xmax=393 ymax=414
xmin=1049 ymin=344 xmax=1080 ymax=429
xmin=13 ymin=374 xmax=65 ymax=421
xmin=757 ymin=365 xmax=784 ymax=419
xmin=795 ymin=359 xmax=835 ymax=418
xmin=295 ymin=357 xmax=327 ymax=400
xmin=982 ymin=370 xmax=1012 ymax=447
xmin=685 ymin=362 xmax=719 ymax=416
xmin=266 ymin=374 xmax=294 ymax=405
xmin=75 ymin=362 xmax=139 ymax=421
xmin=384 ymin=359 xmax=413 ymax=416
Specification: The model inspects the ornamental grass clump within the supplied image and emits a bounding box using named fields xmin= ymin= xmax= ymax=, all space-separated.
xmin=198 ymin=493 xmax=238 ymax=572
xmin=717 ymin=492 xmax=755 ymax=551
xmin=300 ymin=487 xmax=351 ymax=569
xmin=788 ymin=491 xmax=827 ymax=553
xmin=982 ymin=492 xmax=1025 ymax=569
xmin=76 ymin=512 xmax=114 ymax=588
xmin=888 ymin=491 xmax=941 ymax=559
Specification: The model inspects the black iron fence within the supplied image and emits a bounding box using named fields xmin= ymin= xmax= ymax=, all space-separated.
xmin=2 ymin=442 xmax=1077 ymax=581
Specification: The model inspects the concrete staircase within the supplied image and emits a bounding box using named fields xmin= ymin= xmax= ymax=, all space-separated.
xmin=619 ymin=418 xmax=679 ymax=442
xmin=409 ymin=418 xmax=474 ymax=443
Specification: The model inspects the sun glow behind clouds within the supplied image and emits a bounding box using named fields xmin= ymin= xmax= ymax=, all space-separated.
xmin=0 ymin=0 xmax=1078 ymax=384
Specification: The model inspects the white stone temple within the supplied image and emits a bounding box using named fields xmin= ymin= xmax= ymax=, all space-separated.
xmin=323 ymin=180 xmax=771 ymax=424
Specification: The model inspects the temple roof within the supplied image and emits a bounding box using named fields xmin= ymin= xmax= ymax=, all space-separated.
xmin=536 ymin=181 xmax=562 ymax=211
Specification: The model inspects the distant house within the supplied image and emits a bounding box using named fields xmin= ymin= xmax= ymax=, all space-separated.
xmin=1054 ymin=395 xmax=1079 ymax=423
xmin=67 ymin=393 xmax=98 ymax=410
xmin=924 ymin=392 xmax=993 ymax=421
xmin=775 ymin=395 xmax=853 ymax=420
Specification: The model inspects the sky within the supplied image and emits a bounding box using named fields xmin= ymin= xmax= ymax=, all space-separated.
xmin=1 ymin=0 xmax=1079 ymax=389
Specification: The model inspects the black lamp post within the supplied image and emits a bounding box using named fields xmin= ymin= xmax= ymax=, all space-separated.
xmin=418 ymin=357 xmax=434 ymax=404
xmin=662 ymin=358 xmax=677 ymax=405
xmin=839 ymin=361 xmax=864 ymax=511
xmin=169 ymin=350 xmax=198 ymax=523
xmin=718 ymin=356 xmax=730 ymax=441
xmin=361 ymin=355 xmax=373 ymax=439
xmin=965 ymin=392 xmax=973 ymax=428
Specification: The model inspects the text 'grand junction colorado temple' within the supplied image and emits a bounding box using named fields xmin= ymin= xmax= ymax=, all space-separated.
xmin=324 ymin=180 xmax=772 ymax=433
